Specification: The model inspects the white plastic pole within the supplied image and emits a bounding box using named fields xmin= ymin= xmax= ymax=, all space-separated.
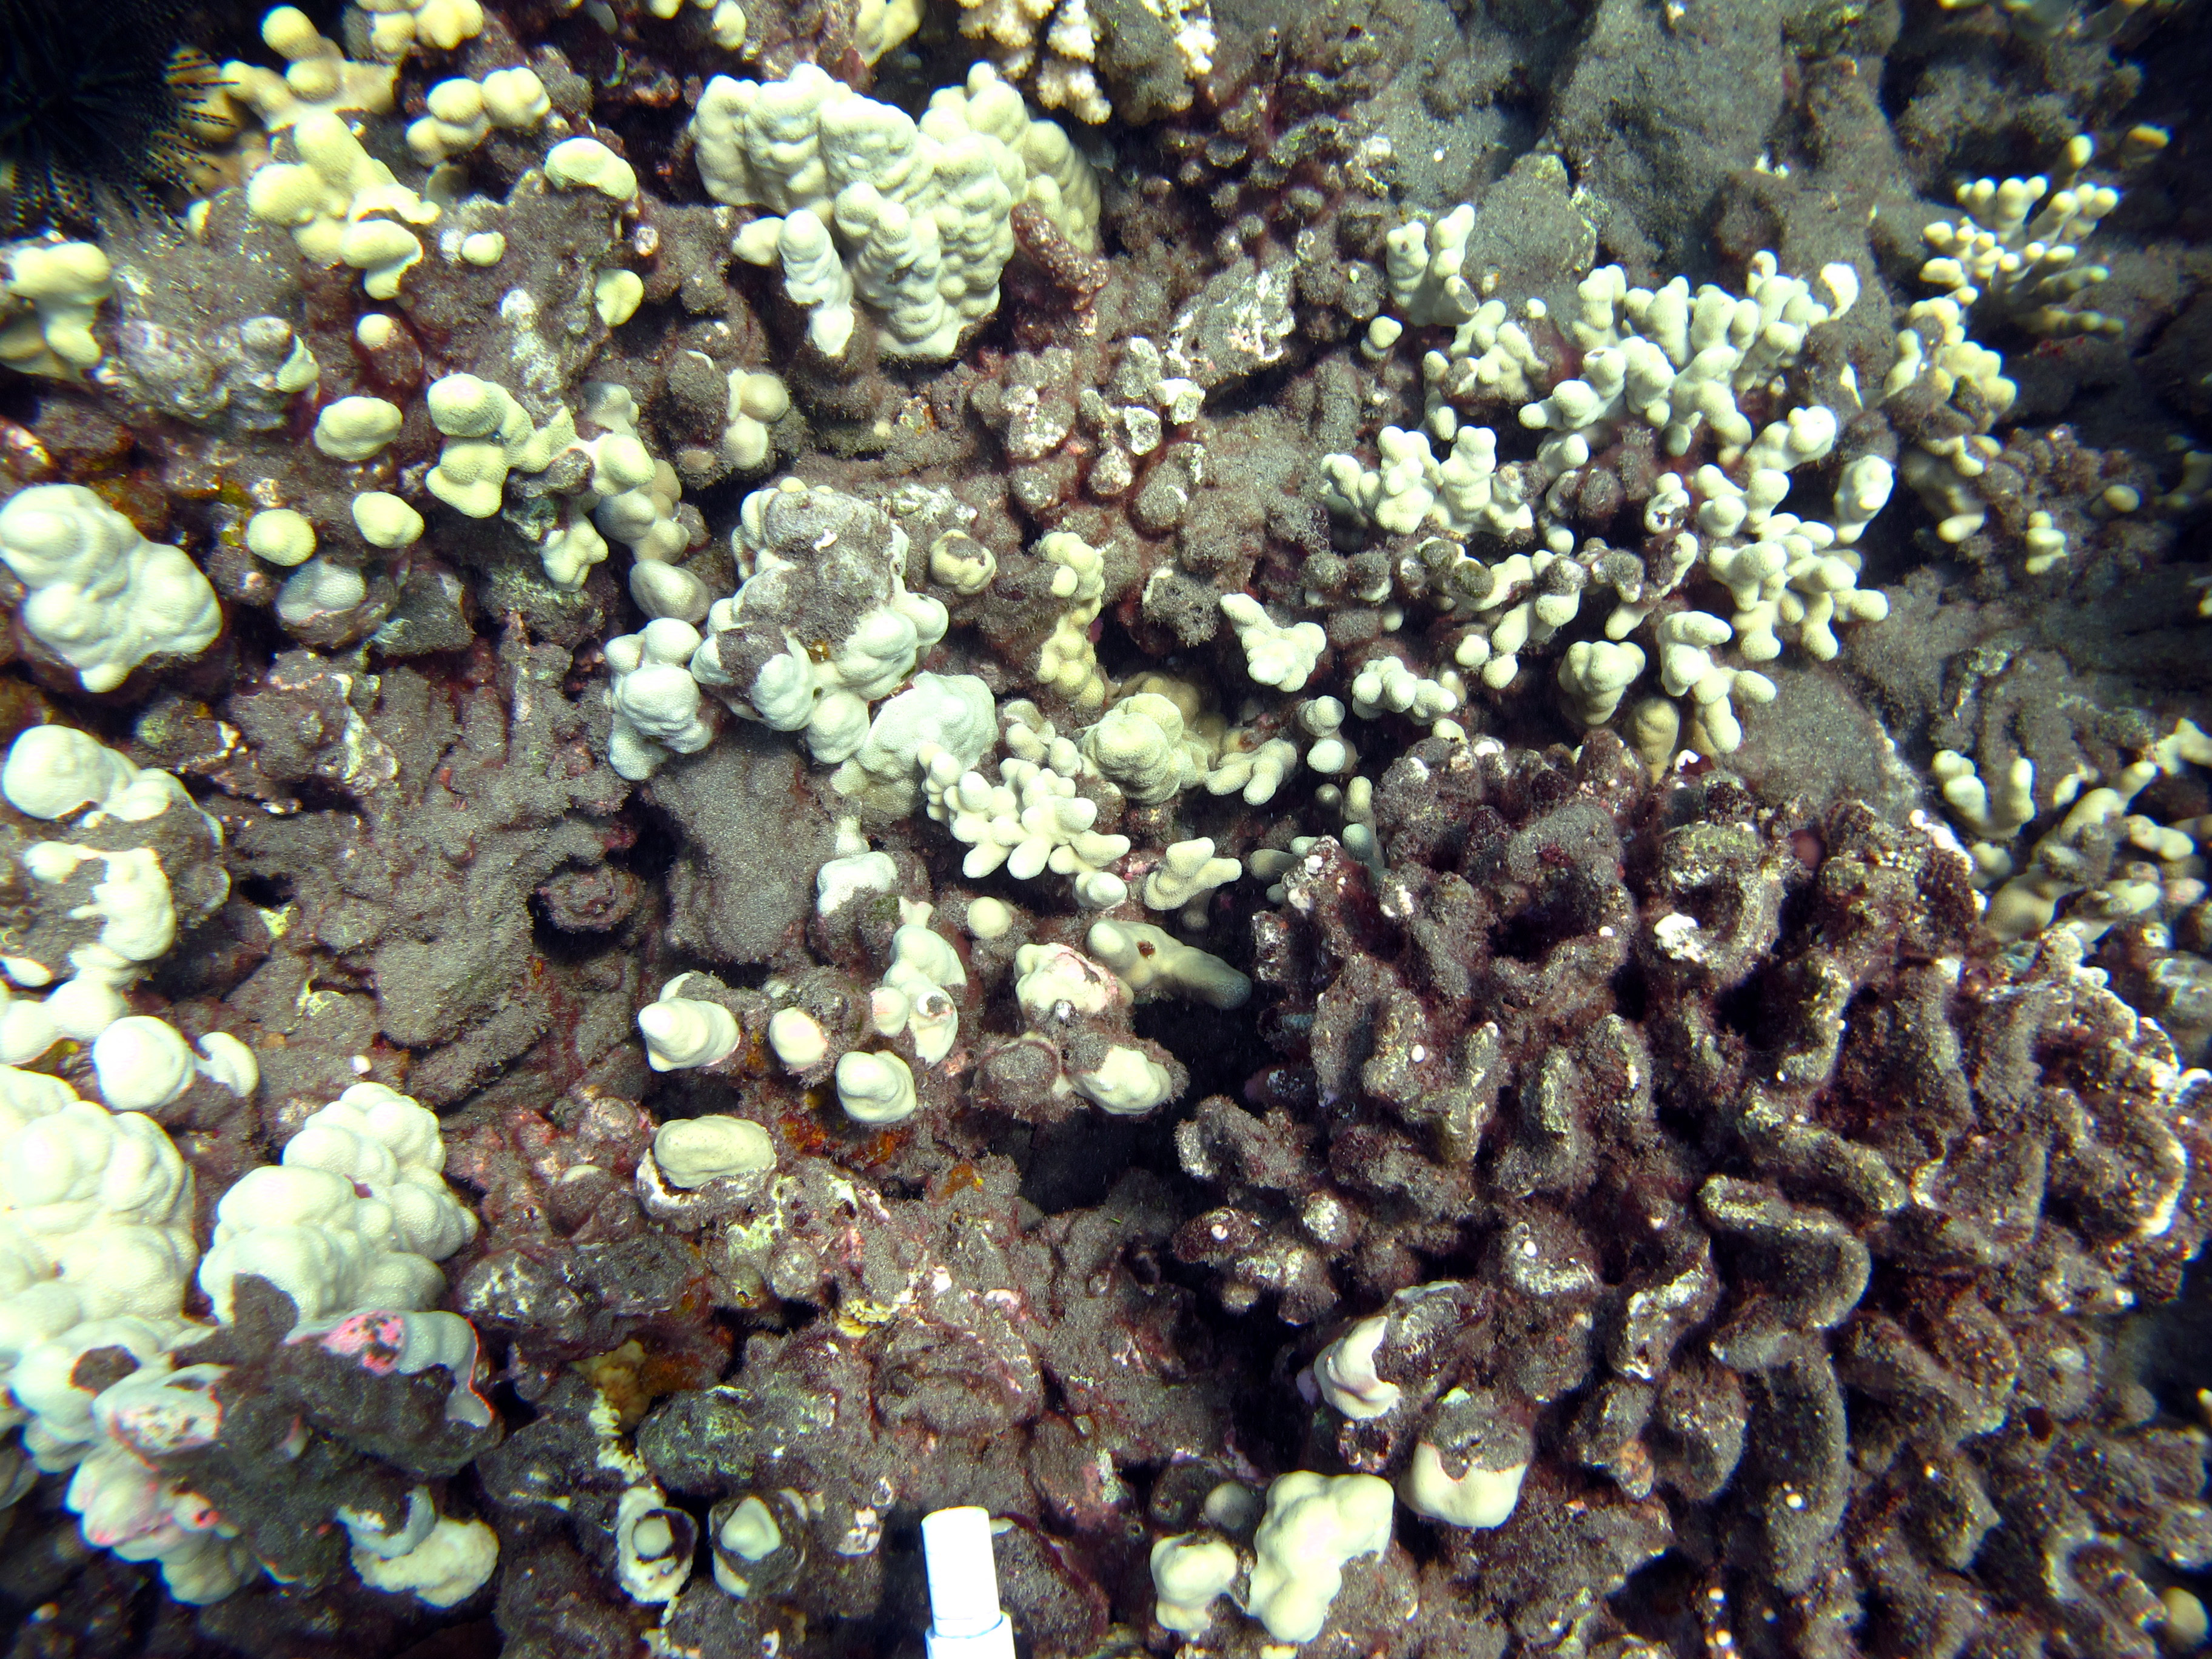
xmin=920 ymin=1507 xmax=1016 ymax=1659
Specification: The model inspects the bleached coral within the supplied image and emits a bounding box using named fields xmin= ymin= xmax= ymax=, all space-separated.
xmin=1349 ymin=655 xmax=1460 ymax=723
xmin=1933 ymin=0 xmax=2177 ymax=45
xmin=1152 ymin=1533 xmax=1239 ymax=1634
xmin=1203 ymin=734 xmax=1299 ymax=805
xmin=1921 ymin=134 xmax=2123 ymax=337
xmin=1930 ymin=726 xmax=2212 ymax=947
xmin=1244 ymin=1473 xmax=1394 ymax=1644
xmin=220 ymin=5 xmax=397 ymax=132
xmin=1384 ymin=204 xmax=1481 ymax=329
xmin=0 ymin=241 xmax=113 ymax=377
xmin=956 ymin=0 xmax=1215 ymax=123
xmin=0 ymin=486 xmax=222 ymax=693
xmin=1885 ymin=140 xmax=2127 ymax=563
xmin=1931 ymin=746 xmax=2041 ymax=882
xmin=1533 ymin=253 xmax=1862 ymax=461
xmin=544 ymin=138 xmax=639 ymax=203
xmin=720 ymin=369 xmax=791 ymax=478
xmin=404 ymin=67 xmax=552 ymax=165
xmin=1087 ymin=918 xmax=1250 ymax=1008
xmin=1446 ymin=547 xmax=1588 ymax=691
xmin=1886 ymin=296 xmax=2020 ymax=543
xmin=0 ymin=1061 xmax=489 ymax=1614
xmin=930 ymin=754 xmax=1130 ymax=886
xmin=1221 ymin=593 xmax=1326 ymax=692
xmin=835 ymin=673 xmax=1000 ymax=810
xmin=355 ymin=0 xmax=486 ymax=63
xmin=873 ymin=923 xmax=967 ymax=1064
xmin=562 ymin=383 xmax=689 ymax=569
xmin=1339 ymin=244 xmax=1887 ymax=756
xmin=196 ymin=1082 xmax=478 ymax=1324
xmin=2 ymin=5 xmax=2206 ymax=1648
xmin=424 ymin=371 xmax=575 ymax=508
xmin=0 ymin=1064 xmax=241 ymax=1597
xmin=1557 ymin=640 xmax=1646 ymax=727
xmin=1034 ymin=529 xmax=1110 ymax=706
xmin=0 ymin=1070 xmax=200 ymax=1378
xmin=1080 ymin=692 xmax=1204 ymax=803
xmin=638 ymin=974 xmax=743 ymax=1071
xmin=313 ymin=395 xmax=404 ymax=461
xmin=423 ymin=376 xmax=687 ymax=589
xmin=689 ymin=479 xmax=949 ymax=765
xmin=645 ymin=0 xmax=754 ymax=50
xmin=606 ymin=619 xmax=716 ymax=782
xmin=246 ymin=112 xmax=441 ymax=300
xmin=692 ymin=62 xmax=1097 ymax=360
xmin=1322 ymin=424 xmax=1537 ymax=541
xmin=0 ymin=728 xmax=227 ymax=1070
xmin=1143 ymin=837 xmax=1241 ymax=911
xmin=835 ymin=1049 xmax=917 ymax=1122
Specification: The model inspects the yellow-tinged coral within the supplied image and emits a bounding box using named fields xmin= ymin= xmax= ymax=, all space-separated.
xmin=1884 ymin=295 xmax=2019 ymax=542
xmin=646 ymin=0 xmax=752 ymax=49
xmin=1925 ymin=726 xmax=2212 ymax=947
xmin=355 ymin=0 xmax=486 ymax=64
xmin=0 ymin=241 xmax=113 ymax=377
xmin=544 ymin=138 xmax=639 ymax=203
xmin=246 ymin=113 xmax=439 ymax=299
xmin=595 ymin=270 xmax=645 ymax=327
xmin=1033 ymin=530 xmax=1108 ymax=706
xmin=1920 ymin=134 xmax=2124 ymax=337
xmin=851 ymin=0 xmax=922 ymax=62
xmin=405 ymin=68 xmax=552 ymax=164
xmin=221 ymin=6 xmax=397 ymax=132
xmin=1934 ymin=0 xmax=2179 ymax=40
xmin=424 ymin=374 xmax=578 ymax=518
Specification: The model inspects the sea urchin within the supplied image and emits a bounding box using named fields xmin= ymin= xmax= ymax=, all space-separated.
xmin=0 ymin=0 xmax=223 ymax=233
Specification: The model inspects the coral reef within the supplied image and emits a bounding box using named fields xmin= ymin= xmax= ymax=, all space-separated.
xmin=2 ymin=0 xmax=2211 ymax=1654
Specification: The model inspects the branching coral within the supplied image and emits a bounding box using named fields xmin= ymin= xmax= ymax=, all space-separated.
xmin=1328 ymin=236 xmax=1891 ymax=759
xmin=1920 ymin=134 xmax=2125 ymax=338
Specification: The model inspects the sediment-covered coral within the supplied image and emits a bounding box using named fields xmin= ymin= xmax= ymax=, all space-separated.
xmin=1195 ymin=735 xmax=2212 ymax=1655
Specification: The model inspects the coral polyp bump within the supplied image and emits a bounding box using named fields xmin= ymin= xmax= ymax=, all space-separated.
xmin=1 ymin=0 xmax=2211 ymax=1655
